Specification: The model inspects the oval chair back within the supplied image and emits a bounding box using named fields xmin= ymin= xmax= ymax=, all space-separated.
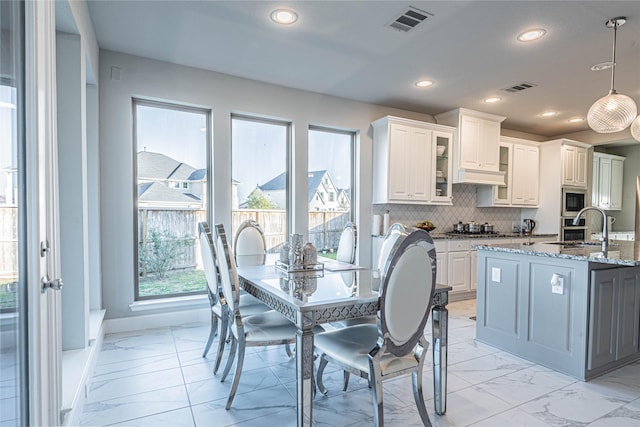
xmin=376 ymin=223 xmax=407 ymax=291
xmin=214 ymin=224 xmax=239 ymax=313
xmin=234 ymin=220 xmax=267 ymax=267
xmin=379 ymin=229 xmax=436 ymax=357
xmin=336 ymin=222 xmax=357 ymax=264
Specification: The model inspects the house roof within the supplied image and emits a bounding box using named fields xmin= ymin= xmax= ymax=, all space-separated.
xmin=188 ymin=169 xmax=206 ymax=181
xmin=137 ymin=151 xmax=197 ymax=181
xmin=138 ymin=182 xmax=201 ymax=204
xmin=259 ymin=170 xmax=332 ymax=203
xmin=258 ymin=172 xmax=287 ymax=192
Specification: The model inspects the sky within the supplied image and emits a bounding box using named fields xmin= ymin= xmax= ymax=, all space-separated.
xmin=135 ymin=104 xmax=351 ymax=203
xmin=136 ymin=104 xmax=208 ymax=169
xmin=232 ymin=120 xmax=352 ymax=202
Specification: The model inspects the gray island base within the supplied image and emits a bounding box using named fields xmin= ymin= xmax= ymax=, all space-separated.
xmin=474 ymin=240 xmax=640 ymax=381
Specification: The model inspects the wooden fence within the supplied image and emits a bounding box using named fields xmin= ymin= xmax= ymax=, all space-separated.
xmin=0 ymin=207 xmax=17 ymax=278
xmin=0 ymin=206 xmax=350 ymax=278
xmin=232 ymin=210 xmax=350 ymax=253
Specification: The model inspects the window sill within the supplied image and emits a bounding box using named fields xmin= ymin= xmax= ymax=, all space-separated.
xmin=129 ymin=294 xmax=208 ymax=312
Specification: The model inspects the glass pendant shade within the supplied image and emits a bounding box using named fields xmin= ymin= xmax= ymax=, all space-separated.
xmin=587 ymin=17 xmax=637 ymax=134
xmin=631 ymin=115 xmax=640 ymax=142
xmin=587 ymin=92 xmax=637 ymax=133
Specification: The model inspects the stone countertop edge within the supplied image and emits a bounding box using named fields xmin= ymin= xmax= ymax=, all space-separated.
xmin=372 ymin=232 xmax=559 ymax=240
xmin=472 ymin=241 xmax=640 ymax=267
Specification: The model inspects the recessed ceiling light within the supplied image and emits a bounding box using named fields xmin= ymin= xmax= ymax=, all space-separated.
xmin=484 ymin=97 xmax=502 ymax=103
xmin=415 ymin=80 xmax=434 ymax=88
xmin=540 ymin=111 xmax=558 ymax=117
xmin=517 ymin=28 xmax=547 ymax=42
xmin=568 ymin=117 xmax=585 ymax=123
xmin=590 ymin=61 xmax=613 ymax=71
xmin=270 ymin=9 xmax=298 ymax=25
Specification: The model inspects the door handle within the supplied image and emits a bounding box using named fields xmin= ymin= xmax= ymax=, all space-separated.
xmin=41 ymin=274 xmax=63 ymax=293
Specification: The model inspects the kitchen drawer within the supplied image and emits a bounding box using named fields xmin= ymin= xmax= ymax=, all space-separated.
xmin=434 ymin=240 xmax=448 ymax=253
xmin=448 ymin=240 xmax=471 ymax=252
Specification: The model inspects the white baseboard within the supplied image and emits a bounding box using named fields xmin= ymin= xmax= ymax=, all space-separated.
xmin=104 ymin=307 xmax=209 ymax=334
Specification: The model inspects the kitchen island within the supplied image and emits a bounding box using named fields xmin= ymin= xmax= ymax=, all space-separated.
xmin=474 ymin=240 xmax=640 ymax=381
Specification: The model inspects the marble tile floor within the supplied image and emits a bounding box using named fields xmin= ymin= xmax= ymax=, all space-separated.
xmin=79 ymin=299 xmax=640 ymax=426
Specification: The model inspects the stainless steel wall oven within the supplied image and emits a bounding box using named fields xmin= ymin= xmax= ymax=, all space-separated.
xmin=562 ymin=187 xmax=587 ymax=217
xmin=561 ymin=188 xmax=588 ymax=240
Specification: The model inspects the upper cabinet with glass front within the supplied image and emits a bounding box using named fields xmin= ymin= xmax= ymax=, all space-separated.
xmin=372 ymin=116 xmax=454 ymax=205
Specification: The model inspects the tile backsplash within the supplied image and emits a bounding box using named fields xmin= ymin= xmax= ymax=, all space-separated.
xmin=372 ymin=184 xmax=522 ymax=234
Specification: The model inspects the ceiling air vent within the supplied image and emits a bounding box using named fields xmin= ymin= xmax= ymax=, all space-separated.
xmin=502 ymin=82 xmax=538 ymax=93
xmin=386 ymin=6 xmax=432 ymax=32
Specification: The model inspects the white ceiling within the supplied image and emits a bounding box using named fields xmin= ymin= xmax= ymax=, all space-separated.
xmin=85 ymin=1 xmax=640 ymax=141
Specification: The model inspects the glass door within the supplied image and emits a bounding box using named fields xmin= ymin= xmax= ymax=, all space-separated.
xmin=495 ymin=143 xmax=511 ymax=204
xmin=432 ymin=131 xmax=452 ymax=203
xmin=0 ymin=1 xmax=26 ymax=425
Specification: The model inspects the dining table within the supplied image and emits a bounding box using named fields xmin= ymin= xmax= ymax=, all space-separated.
xmin=236 ymin=257 xmax=451 ymax=427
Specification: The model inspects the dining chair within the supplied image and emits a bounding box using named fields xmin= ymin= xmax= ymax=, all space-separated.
xmin=233 ymin=219 xmax=267 ymax=267
xmin=232 ymin=219 xmax=294 ymax=357
xmin=198 ymin=222 xmax=269 ymax=373
xmin=376 ymin=223 xmax=408 ymax=288
xmin=334 ymin=222 xmax=408 ymax=389
xmin=337 ymin=223 xmax=407 ymax=329
xmin=336 ymin=221 xmax=357 ymax=264
xmin=213 ymin=223 xmax=299 ymax=410
xmin=315 ymin=229 xmax=437 ymax=426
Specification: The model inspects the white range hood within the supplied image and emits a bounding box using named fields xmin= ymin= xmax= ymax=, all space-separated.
xmin=455 ymin=168 xmax=505 ymax=186
xmin=435 ymin=108 xmax=507 ymax=186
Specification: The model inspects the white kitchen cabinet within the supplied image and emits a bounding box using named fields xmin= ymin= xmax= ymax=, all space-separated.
xmin=526 ymin=139 xmax=591 ymax=236
xmin=448 ymin=251 xmax=471 ymax=293
xmin=593 ymin=152 xmax=625 ymax=211
xmin=372 ymin=116 xmax=454 ymax=205
xmin=562 ymin=144 xmax=588 ymax=188
xmin=511 ymin=143 xmax=539 ymax=206
xmin=477 ymin=137 xmax=539 ymax=207
xmin=435 ymin=108 xmax=506 ymax=185
xmin=447 ymin=240 xmax=471 ymax=293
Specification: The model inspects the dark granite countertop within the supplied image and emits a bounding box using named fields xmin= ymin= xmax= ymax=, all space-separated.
xmin=473 ymin=240 xmax=640 ymax=267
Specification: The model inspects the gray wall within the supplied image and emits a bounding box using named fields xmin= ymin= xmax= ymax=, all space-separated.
xmin=98 ymin=50 xmax=439 ymax=319
xmin=604 ymin=145 xmax=640 ymax=232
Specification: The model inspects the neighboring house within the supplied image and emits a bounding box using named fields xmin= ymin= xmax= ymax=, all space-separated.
xmin=337 ymin=188 xmax=351 ymax=211
xmin=255 ymin=170 xmax=350 ymax=212
xmin=137 ymin=150 xmax=206 ymax=208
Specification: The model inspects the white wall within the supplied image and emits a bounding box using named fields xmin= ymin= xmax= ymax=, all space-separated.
xmin=98 ymin=50 xmax=438 ymax=319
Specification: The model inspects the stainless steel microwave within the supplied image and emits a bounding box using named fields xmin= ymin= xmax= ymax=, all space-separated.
xmin=562 ymin=187 xmax=587 ymax=217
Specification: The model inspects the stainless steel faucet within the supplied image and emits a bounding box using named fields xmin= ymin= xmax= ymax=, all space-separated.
xmin=573 ymin=206 xmax=608 ymax=251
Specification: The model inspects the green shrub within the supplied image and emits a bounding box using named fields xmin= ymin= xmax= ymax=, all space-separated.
xmin=139 ymin=229 xmax=191 ymax=279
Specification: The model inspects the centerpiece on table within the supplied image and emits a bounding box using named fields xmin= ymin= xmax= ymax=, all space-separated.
xmin=416 ymin=220 xmax=436 ymax=232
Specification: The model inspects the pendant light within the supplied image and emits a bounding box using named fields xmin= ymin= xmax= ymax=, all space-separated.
xmin=587 ymin=17 xmax=637 ymax=133
xmin=631 ymin=115 xmax=640 ymax=142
